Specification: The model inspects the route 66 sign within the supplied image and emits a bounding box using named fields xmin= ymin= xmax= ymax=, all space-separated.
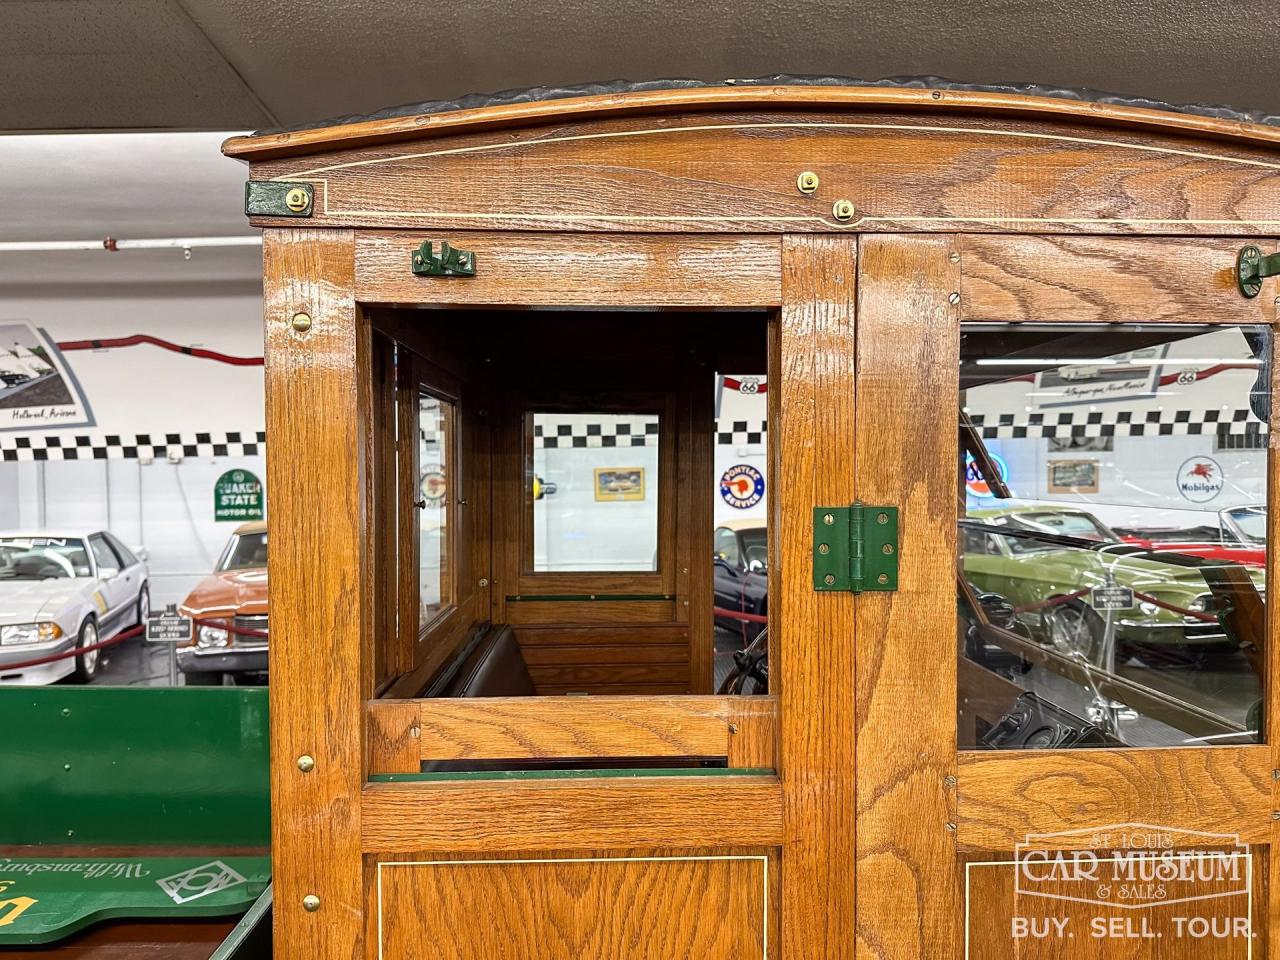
xmin=738 ymin=377 xmax=761 ymax=394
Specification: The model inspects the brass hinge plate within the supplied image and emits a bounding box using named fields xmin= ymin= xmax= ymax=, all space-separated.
xmin=244 ymin=181 xmax=313 ymax=218
xmin=813 ymin=504 xmax=899 ymax=593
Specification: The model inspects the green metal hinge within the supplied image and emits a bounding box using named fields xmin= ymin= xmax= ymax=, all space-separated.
xmin=244 ymin=181 xmax=313 ymax=217
xmin=411 ymin=240 xmax=476 ymax=277
xmin=1237 ymin=245 xmax=1280 ymax=299
xmin=813 ymin=504 xmax=899 ymax=593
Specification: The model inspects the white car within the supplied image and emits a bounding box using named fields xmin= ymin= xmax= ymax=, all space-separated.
xmin=0 ymin=531 xmax=150 ymax=685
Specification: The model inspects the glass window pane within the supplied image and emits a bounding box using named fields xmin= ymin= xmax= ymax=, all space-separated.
xmin=959 ymin=324 xmax=1268 ymax=748
xmin=529 ymin=412 xmax=659 ymax=572
xmin=419 ymin=394 xmax=453 ymax=629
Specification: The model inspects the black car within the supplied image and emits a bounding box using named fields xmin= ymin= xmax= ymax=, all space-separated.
xmin=712 ymin=521 xmax=768 ymax=642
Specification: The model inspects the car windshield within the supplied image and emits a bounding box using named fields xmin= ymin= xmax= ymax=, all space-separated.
xmin=0 ymin=537 xmax=91 ymax=580
xmin=1226 ymin=506 xmax=1266 ymax=544
xmin=740 ymin=529 xmax=767 ymax=570
xmin=220 ymin=532 xmax=268 ymax=571
xmin=1007 ymin=512 xmax=1113 ymax=542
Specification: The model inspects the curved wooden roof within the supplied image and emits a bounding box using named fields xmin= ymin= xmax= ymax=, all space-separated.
xmin=223 ymin=83 xmax=1280 ymax=162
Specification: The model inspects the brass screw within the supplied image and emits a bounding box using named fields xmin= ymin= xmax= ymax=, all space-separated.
xmin=945 ymin=822 xmax=957 ymax=832
xmin=832 ymin=199 xmax=855 ymax=222
xmin=796 ymin=171 xmax=820 ymax=195
xmin=728 ymin=723 xmax=739 ymax=734
xmin=818 ymin=543 xmax=831 ymax=555
xmin=949 ymin=252 xmax=961 ymax=263
xmin=948 ymin=292 xmax=961 ymax=305
xmin=877 ymin=513 xmax=889 ymax=525
xmin=284 ymin=187 xmax=309 ymax=213
xmin=302 ymin=894 xmax=321 ymax=912
xmin=478 ymin=577 xmax=489 ymax=587
xmin=877 ymin=573 xmax=889 ymax=585
xmin=296 ymin=755 xmax=315 ymax=773
xmin=943 ymin=775 xmax=957 ymax=789
xmin=824 ymin=573 xmax=837 ymax=586
xmin=823 ymin=513 xmax=835 ymax=526
xmin=882 ymin=543 xmax=894 ymax=555
xmin=291 ymin=312 xmax=312 ymax=333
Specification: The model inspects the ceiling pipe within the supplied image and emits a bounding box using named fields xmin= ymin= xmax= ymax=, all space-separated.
xmin=0 ymin=236 xmax=262 ymax=252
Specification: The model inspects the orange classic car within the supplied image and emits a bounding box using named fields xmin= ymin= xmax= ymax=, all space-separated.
xmin=176 ymin=520 xmax=268 ymax=685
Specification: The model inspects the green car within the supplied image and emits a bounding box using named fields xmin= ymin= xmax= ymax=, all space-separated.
xmin=962 ymin=506 xmax=1265 ymax=660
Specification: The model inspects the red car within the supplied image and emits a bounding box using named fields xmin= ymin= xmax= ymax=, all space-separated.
xmin=1120 ymin=505 xmax=1266 ymax=567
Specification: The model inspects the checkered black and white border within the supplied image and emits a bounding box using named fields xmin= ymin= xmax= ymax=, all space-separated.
xmin=534 ymin=419 xmax=660 ymax=449
xmin=0 ymin=431 xmax=266 ymax=462
xmin=969 ymin=409 xmax=1267 ymax=439
xmin=717 ymin=420 xmax=768 ymax=445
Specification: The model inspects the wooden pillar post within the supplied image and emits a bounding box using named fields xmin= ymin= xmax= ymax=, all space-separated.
xmin=263 ymin=228 xmax=369 ymax=960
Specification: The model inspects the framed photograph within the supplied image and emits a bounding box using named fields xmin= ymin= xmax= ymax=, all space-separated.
xmin=1047 ymin=459 xmax=1100 ymax=494
xmin=593 ymin=467 xmax=645 ymax=501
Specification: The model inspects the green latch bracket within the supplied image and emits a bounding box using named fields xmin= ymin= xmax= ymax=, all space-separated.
xmin=244 ymin=181 xmax=313 ymax=217
xmin=813 ymin=504 xmax=899 ymax=593
xmin=1236 ymin=245 xmax=1280 ymax=299
xmin=411 ymin=240 xmax=476 ymax=277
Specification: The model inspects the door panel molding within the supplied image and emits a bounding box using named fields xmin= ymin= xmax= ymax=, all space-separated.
xmin=853 ymin=234 xmax=963 ymax=959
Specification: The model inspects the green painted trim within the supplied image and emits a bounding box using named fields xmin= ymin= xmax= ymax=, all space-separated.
xmin=0 ymin=686 xmax=269 ymax=846
xmin=504 ymin=593 xmax=675 ymax=602
xmin=370 ymin=767 xmax=774 ymax=783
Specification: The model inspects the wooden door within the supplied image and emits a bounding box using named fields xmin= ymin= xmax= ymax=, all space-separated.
xmin=852 ymin=234 xmax=1278 ymax=959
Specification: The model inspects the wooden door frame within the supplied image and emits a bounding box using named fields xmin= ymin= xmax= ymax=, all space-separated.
xmin=851 ymin=232 xmax=1280 ymax=958
xmin=268 ymin=229 xmax=863 ymax=960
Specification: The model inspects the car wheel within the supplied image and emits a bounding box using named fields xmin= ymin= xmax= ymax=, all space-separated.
xmin=1042 ymin=601 xmax=1103 ymax=663
xmin=184 ymin=672 xmax=223 ymax=686
xmin=135 ymin=584 xmax=150 ymax=629
xmin=71 ymin=618 xmax=100 ymax=683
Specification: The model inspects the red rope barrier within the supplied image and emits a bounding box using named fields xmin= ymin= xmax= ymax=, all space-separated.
xmin=714 ymin=605 xmax=768 ymax=624
xmin=1010 ymin=587 xmax=1219 ymax=622
xmin=0 ymin=624 xmax=144 ymax=671
xmin=56 ymin=334 xmax=263 ymax=367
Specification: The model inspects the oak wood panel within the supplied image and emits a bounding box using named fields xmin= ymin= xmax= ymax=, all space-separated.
xmin=356 ymin=231 xmax=782 ymax=306
xmin=505 ymin=599 xmax=676 ymax=624
xmin=529 ymin=663 xmax=690 ymax=687
xmin=367 ymin=699 xmax=421 ymax=775
xmin=538 ymin=682 xmax=692 ymax=696
xmin=222 ymin=85 xmax=1280 ymax=162
xmin=960 ymin=235 xmax=1280 ymax=323
xmin=241 ymin=111 xmax=1280 ymax=236
xmin=777 ymin=235 xmax=857 ymax=960
xmin=962 ymin=853 xmax=1262 ymax=959
xmin=511 ymin=623 xmax=690 ymax=646
xmin=372 ymin=850 xmax=775 ymax=960
xmin=520 ymin=644 xmax=689 ymax=665
xmin=956 ymin=747 xmax=1274 ymax=849
xmin=410 ymin=695 xmax=737 ymax=761
xmin=854 ymin=234 xmax=961 ymax=960
xmin=361 ymin=776 xmax=783 ymax=850
xmin=727 ymin=696 xmax=778 ymax=768
xmin=262 ymin=228 xmax=366 ymax=960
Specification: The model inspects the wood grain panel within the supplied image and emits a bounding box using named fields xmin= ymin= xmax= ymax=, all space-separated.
xmin=412 ymin=696 xmax=735 ymax=761
xmin=962 ymin=854 xmax=1261 ymax=959
xmin=262 ymin=228 xmax=366 ymax=960
xmin=528 ymin=663 xmax=690 ymax=687
xmin=367 ymin=699 xmax=421 ymax=775
xmin=777 ymin=235 xmax=857 ymax=960
xmin=361 ymin=775 xmax=783 ymax=850
xmin=356 ymin=231 xmax=782 ymax=306
xmin=727 ymin=696 xmax=778 ymax=769
xmin=242 ymin=111 xmax=1280 ymax=236
xmin=373 ymin=851 xmax=773 ymax=960
xmin=519 ymin=644 xmax=689 ymax=665
xmin=505 ymin=600 xmax=676 ymax=625
xmin=511 ymin=624 xmax=690 ymax=646
xmin=957 ymin=748 xmax=1274 ymax=849
xmin=854 ymin=234 xmax=961 ymax=960
xmin=960 ymin=235 xmax=1280 ymax=323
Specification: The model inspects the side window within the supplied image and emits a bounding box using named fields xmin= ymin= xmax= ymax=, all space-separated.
xmin=104 ymin=532 xmax=137 ymax=567
xmin=714 ymin=528 xmax=742 ymax=567
xmin=89 ymin=535 xmax=120 ymax=574
xmin=419 ymin=392 xmax=455 ymax=630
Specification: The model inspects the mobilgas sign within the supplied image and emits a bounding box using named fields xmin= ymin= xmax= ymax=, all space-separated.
xmin=214 ymin=469 xmax=264 ymax=522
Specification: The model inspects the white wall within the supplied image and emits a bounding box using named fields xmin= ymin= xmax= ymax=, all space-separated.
xmin=1 ymin=281 xmax=265 ymax=606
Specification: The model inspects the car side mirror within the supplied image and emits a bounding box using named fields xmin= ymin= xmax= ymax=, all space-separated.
xmin=99 ymin=566 xmax=120 ymax=580
xmin=134 ymin=546 xmax=149 ymax=563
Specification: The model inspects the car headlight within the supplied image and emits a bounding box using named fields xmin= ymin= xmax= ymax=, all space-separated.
xmin=1188 ymin=594 xmax=1212 ymax=613
xmin=197 ymin=625 xmax=229 ymax=648
xmin=1138 ymin=601 xmax=1159 ymax=616
xmin=0 ymin=622 xmax=62 ymax=645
